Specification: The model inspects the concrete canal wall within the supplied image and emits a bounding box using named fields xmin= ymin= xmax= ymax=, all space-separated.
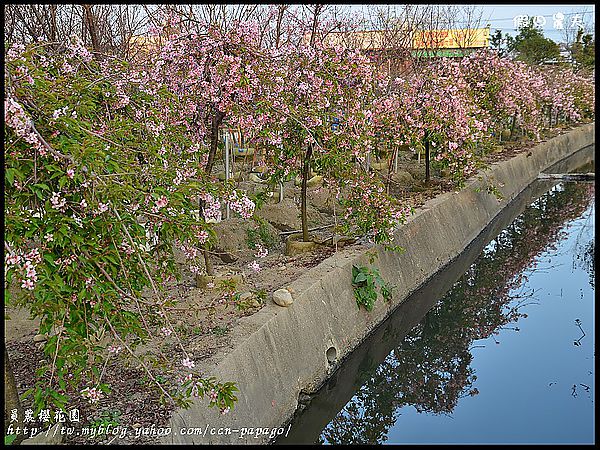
xmin=164 ymin=123 xmax=595 ymax=444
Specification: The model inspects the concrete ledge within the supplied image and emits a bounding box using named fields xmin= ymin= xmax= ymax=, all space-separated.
xmin=164 ymin=124 xmax=594 ymax=444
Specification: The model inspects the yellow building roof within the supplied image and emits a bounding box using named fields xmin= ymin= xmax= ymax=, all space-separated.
xmin=308 ymin=28 xmax=490 ymax=51
xmin=412 ymin=28 xmax=490 ymax=49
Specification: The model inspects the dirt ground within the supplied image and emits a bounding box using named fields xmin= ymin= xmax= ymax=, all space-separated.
xmin=4 ymin=123 xmax=582 ymax=444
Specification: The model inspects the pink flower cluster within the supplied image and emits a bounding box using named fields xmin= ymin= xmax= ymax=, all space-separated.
xmin=226 ymin=191 xmax=255 ymax=219
xmin=199 ymin=192 xmax=222 ymax=222
xmin=56 ymin=254 xmax=77 ymax=267
xmin=107 ymin=345 xmax=122 ymax=354
xmin=97 ymin=202 xmax=109 ymax=214
xmin=182 ymin=357 xmax=195 ymax=369
xmin=6 ymin=43 xmax=25 ymax=61
xmin=180 ymin=243 xmax=199 ymax=259
xmin=5 ymin=248 xmax=41 ymax=291
xmin=152 ymin=195 xmax=168 ymax=212
xmin=196 ymin=229 xmax=209 ymax=244
xmin=81 ymin=387 xmax=104 ymax=404
xmin=119 ymin=239 xmax=135 ymax=256
xmin=66 ymin=35 xmax=93 ymax=63
xmin=254 ymin=244 xmax=268 ymax=258
xmin=50 ymin=191 xmax=67 ymax=211
xmin=247 ymin=261 xmax=261 ymax=272
xmin=4 ymin=97 xmax=47 ymax=156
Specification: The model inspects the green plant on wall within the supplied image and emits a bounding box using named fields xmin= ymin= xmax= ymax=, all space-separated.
xmin=351 ymin=265 xmax=394 ymax=311
xmin=475 ymin=176 xmax=505 ymax=202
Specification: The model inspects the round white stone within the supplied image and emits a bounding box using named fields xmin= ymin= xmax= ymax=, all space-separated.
xmin=273 ymin=288 xmax=294 ymax=307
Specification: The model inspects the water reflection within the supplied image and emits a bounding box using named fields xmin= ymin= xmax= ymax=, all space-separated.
xmin=572 ymin=208 xmax=595 ymax=290
xmin=279 ymin=158 xmax=594 ymax=444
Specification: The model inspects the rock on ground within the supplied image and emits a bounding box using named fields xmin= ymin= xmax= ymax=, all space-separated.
xmin=255 ymin=198 xmax=302 ymax=232
xmin=285 ymin=239 xmax=319 ymax=256
xmin=212 ymin=218 xmax=277 ymax=260
xmin=392 ymin=170 xmax=414 ymax=185
xmin=273 ymin=288 xmax=294 ymax=307
xmin=307 ymin=188 xmax=335 ymax=214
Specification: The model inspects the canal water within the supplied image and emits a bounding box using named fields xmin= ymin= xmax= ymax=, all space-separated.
xmin=278 ymin=151 xmax=595 ymax=445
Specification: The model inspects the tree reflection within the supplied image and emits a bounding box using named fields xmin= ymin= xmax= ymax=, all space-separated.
xmin=576 ymin=239 xmax=595 ymax=288
xmin=572 ymin=186 xmax=595 ymax=289
xmin=320 ymin=181 xmax=595 ymax=444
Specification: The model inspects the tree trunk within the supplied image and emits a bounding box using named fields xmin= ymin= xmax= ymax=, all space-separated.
xmin=82 ymin=4 xmax=101 ymax=54
xmin=4 ymin=347 xmax=25 ymax=445
xmin=386 ymin=146 xmax=397 ymax=194
xmin=49 ymin=5 xmax=57 ymax=42
xmin=424 ymin=138 xmax=430 ymax=184
xmin=202 ymin=249 xmax=214 ymax=276
xmin=309 ymin=5 xmax=322 ymax=48
xmin=509 ymin=114 xmax=517 ymax=140
xmin=205 ymin=110 xmax=225 ymax=176
xmin=301 ymin=143 xmax=313 ymax=242
xmin=198 ymin=110 xmax=224 ymax=278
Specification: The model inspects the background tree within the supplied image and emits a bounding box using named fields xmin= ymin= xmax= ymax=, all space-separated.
xmin=490 ymin=29 xmax=514 ymax=58
xmin=252 ymin=42 xmax=405 ymax=243
xmin=571 ymin=28 xmax=595 ymax=72
xmin=513 ymin=18 xmax=560 ymax=65
xmin=4 ymin=4 xmax=148 ymax=59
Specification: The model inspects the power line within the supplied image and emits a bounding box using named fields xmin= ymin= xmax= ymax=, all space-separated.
xmin=453 ymin=11 xmax=594 ymax=26
xmin=481 ymin=10 xmax=595 ymax=22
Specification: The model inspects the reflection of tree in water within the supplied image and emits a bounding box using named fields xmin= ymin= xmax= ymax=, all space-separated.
xmin=320 ymin=182 xmax=595 ymax=445
xmin=570 ymin=184 xmax=595 ymax=289
xmin=576 ymin=239 xmax=595 ymax=288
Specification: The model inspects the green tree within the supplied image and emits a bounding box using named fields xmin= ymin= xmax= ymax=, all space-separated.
xmin=571 ymin=28 xmax=595 ymax=71
xmin=513 ymin=18 xmax=560 ymax=65
xmin=490 ymin=29 xmax=513 ymax=58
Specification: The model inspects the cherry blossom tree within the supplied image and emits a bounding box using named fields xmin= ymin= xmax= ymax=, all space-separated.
xmin=240 ymin=40 xmax=410 ymax=244
xmin=374 ymin=60 xmax=487 ymax=185
xmin=5 ymin=36 xmax=239 ymax=424
xmin=138 ymin=14 xmax=265 ymax=274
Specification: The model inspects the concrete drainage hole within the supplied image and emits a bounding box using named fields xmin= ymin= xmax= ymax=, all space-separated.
xmin=326 ymin=346 xmax=337 ymax=364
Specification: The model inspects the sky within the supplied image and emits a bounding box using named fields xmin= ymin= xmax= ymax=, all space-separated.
xmin=475 ymin=4 xmax=595 ymax=42
xmin=350 ymin=4 xmax=595 ymax=44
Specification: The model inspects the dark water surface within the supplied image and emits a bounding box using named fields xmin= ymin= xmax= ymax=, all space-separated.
xmin=278 ymin=152 xmax=595 ymax=445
